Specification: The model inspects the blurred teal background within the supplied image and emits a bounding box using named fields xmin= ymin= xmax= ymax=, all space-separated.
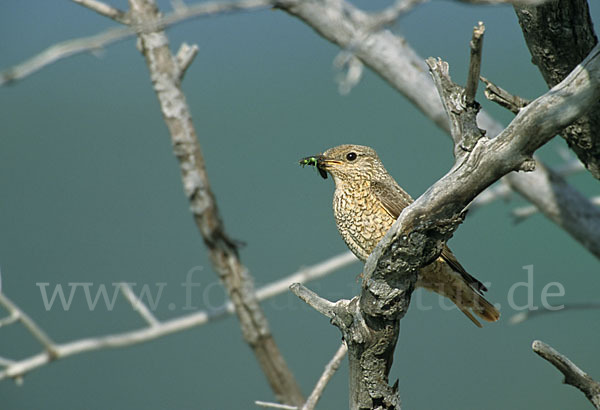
xmin=1 ymin=1 xmax=599 ymax=409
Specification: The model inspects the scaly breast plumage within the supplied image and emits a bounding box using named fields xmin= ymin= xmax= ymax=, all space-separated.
xmin=333 ymin=188 xmax=394 ymax=261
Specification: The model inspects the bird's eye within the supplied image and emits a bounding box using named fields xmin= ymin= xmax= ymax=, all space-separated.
xmin=346 ymin=152 xmax=357 ymax=161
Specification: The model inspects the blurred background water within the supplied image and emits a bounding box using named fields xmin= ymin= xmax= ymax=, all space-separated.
xmin=0 ymin=1 xmax=599 ymax=409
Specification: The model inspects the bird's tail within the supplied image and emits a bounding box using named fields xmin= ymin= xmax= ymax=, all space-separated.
xmin=455 ymin=290 xmax=500 ymax=328
xmin=418 ymin=261 xmax=500 ymax=328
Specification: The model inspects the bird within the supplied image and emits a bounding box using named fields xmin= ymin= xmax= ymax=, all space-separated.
xmin=299 ymin=144 xmax=499 ymax=327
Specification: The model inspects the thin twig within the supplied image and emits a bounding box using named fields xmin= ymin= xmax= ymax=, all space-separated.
xmin=533 ymin=340 xmax=600 ymax=409
xmin=0 ymin=0 xmax=275 ymax=86
xmin=256 ymin=252 xmax=357 ymax=301
xmin=71 ymin=0 xmax=129 ymax=23
xmin=119 ymin=283 xmax=160 ymax=327
xmin=289 ymin=284 xmax=337 ymax=318
xmin=255 ymin=401 xmax=298 ymax=409
xmin=465 ymin=21 xmax=484 ymax=105
xmin=0 ymin=357 xmax=15 ymax=367
xmin=302 ymin=342 xmax=348 ymax=410
xmin=175 ymin=42 xmax=199 ymax=80
xmin=0 ymin=252 xmax=354 ymax=382
xmin=481 ymin=76 xmax=530 ymax=114
xmin=366 ymin=0 xmax=427 ymax=30
xmin=0 ymin=312 xmax=19 ymax=328
xmin=0 ymin=293 xmax=58 ymax=358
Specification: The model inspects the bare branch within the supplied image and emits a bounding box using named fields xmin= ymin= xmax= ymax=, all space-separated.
xmin=119 ymin=283 xmax=160 ymax=327
xmin=175 ymin=42 xmax=199 ymax=80
xmin=366 ymin=0 xmax=427 ymax=31
xmin=427 ymin=57 xmax=485 ymax=155
xmin=71 ymin=0 xmax=129 ymax=23
xmin=533 ymin=340 xmax=600 ymax=409
xmin=289 ymin=284 xmax=338 ymax=318
xmin=510 ymin=302 xmax=600 ymax=324
xmin=127 ymin=0 xmax=303 ymax=404
xmin=481 ymin=76 xmax=529 ymax=114
xmin=0 ymin=0 xmax=275 ymax=86
xmin=0 ymin=312 xmax=19 ymax=328
xmin=257 ymin=252 xmax=357 ymax=301
xmin=255 ymin=401 xmax=298 ymax=409
xmin=465 ymin=21 xmax=484 ymax=105
xmin=0 ymin=293 xmax=58 ymax=358
xmin=0 ymin=27 xmax=132 ymax=86
xmin=302 ymin=342 xmax=348 ymax=410
xmin=333 ymin=52 xmax=364 ymax=95
xmin=0 ymin=253 xmax=353 ymax=383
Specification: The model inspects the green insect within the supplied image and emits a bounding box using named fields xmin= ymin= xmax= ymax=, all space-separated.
xmin=299 ymin=155 xmax=328 ymax=179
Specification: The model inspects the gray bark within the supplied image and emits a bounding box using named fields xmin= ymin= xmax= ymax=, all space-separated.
xmin=515 ymin=0 xmax=600 ymax=179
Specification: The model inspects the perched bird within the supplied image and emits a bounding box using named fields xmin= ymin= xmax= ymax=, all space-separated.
xmin=300 ymin=144 xmax=499 ymax=327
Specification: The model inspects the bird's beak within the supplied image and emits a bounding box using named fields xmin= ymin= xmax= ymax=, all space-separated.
xmin=299 ymin=154 xmax=340 ymax=179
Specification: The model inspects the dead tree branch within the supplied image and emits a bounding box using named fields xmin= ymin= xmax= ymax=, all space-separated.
xmin=465 ymin=21 xmax=484 ymax=106
xmin=302 ymin=342 xmax=348 ymax=410
xmin=0 ymin=0 xmax=275 ymax=85
xmin=0 ymin=252 xmax=355 ymax=383
xmin=72 ymin=0 xmax=129 ymax=23
xmin=481 ymin=76 xmax=530 ymax=114
xmin=125 ymin=0 xmax=303 ymax=404
xmin=533 ymin=340 xmax=600 ymax=409
xmin=514 ymin=0 xmax=600 ymax=179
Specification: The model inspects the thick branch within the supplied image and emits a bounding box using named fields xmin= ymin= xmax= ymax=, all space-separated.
xmin=514 ymin=0 xmax=600 ymax=179
xmin=533 ymin=340 xmax=600 ymax=409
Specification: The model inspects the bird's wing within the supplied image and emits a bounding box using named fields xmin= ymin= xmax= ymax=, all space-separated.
xmin=371 ymin=179 xmax=488 ymax=294
xmin=440 ymin=247 xmax=487 ymax=293
xmin=370 ymin=179 xmax=413 ymax=218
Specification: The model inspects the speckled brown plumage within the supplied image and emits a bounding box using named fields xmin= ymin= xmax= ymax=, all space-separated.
xmin=301 ymin=144 xmax=499 ymax=327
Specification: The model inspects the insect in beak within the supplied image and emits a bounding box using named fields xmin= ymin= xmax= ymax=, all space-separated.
xmin=299 ymin=155 xmax=328 ymax=179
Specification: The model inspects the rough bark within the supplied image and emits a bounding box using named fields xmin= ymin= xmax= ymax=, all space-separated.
xmin=515 ymin=0 xmax=600 ymax=179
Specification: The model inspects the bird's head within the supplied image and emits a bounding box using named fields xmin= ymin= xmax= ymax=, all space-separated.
xmin=299 ymin=144 xmax=385 ymax=184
